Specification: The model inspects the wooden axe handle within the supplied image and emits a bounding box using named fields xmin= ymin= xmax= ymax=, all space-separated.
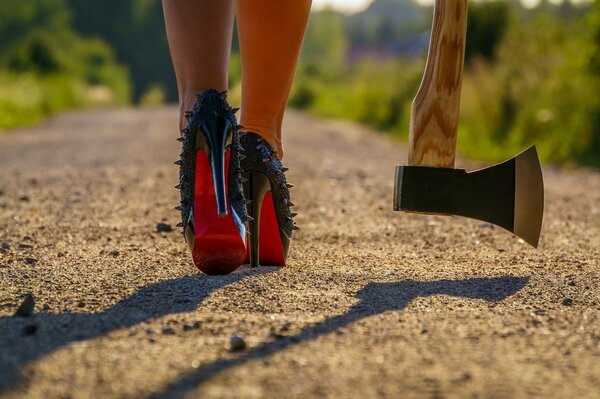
xmin=409 ymin=0 xmax=468 ymax=168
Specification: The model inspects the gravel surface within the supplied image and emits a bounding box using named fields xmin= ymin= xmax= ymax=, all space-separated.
xmin=0 ymin=107 xmax=599 ymax=399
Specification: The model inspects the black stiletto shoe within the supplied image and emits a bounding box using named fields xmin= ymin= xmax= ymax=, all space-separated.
xmin=175 ymin=89 xmax=248 ymax=275
xmin=239 ymin=133 xmax=298 ymax=267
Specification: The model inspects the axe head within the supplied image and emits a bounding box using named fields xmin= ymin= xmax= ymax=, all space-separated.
xmin=394 ymin=146 xmax=544 ymax=247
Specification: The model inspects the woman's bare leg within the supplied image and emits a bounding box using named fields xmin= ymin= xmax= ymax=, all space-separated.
xmin=237 ymin=0 xmax=312 ymax=158
xmin=162 ymin=0 xmax=235 ymax=128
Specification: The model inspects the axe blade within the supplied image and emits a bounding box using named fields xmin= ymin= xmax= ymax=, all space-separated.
xmin=394 ymin=146 xmax=544 ymax=247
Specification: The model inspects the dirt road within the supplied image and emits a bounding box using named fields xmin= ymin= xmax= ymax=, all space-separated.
xmin=0 ymin=107 xmax=599 ymax=398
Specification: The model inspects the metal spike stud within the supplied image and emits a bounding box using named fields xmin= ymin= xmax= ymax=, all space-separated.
xmin=286 ymin=183 xmax=294 ymax=189
xmin=175 ymin=205 xmax=182 ymax=211
xmin=282 ymin=167 xmax=289 ymax=173
xmin=176 ymin=222 xmax=183 ymax=227
xmin=174 ymin=184 xmax=181 ymax=190
xmin=174 ymin=160 xmax=182 ymax=166
xmin=291 ymin=213 xmax=298 ymax=217
xmin=184 ymin=111 xmax=193 ymax=119
xmin=231 ymin=107 xmax=240 ymax=114
xmin=177 ymin=137 xmax=184 ymax=142
xmin=180 ymin=128 xmax=189 ymax=134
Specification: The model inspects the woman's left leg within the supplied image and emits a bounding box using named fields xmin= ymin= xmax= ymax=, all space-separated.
xmin=236 ymin=0 xmax=312 ymax=267
xmin=236 ymin=0 xmax=312 ymax=158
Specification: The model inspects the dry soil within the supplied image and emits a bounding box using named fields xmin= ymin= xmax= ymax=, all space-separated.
xmin=0 ymin=107 xmax=599 ymax=398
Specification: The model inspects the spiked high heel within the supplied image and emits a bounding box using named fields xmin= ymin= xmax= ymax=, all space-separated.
xmin=176 ymin=89 xmax=248 ymax=275
xmin=240 ymin=133 xmax=298 ymax=267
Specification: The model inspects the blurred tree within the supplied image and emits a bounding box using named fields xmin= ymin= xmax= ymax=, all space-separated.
xmin=0 ymin=0 xmax=130 ymax=130
xmin=67 ymin=0 xmax=176 ymax=101
xmin=466 ymin=1 xmax=510 ymax=61
xmin=301 ymin=10 xmax=349 ymax=76
xmin=0 ymin=0 xmax=129 ymax=99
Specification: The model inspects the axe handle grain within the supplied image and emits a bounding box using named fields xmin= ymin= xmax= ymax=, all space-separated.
xmin=409 ymin=0 xmax=468 ymax=168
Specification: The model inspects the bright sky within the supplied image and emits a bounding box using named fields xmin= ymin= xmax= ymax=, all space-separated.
xmin=312 ymin=0 xmax=590 ymax=13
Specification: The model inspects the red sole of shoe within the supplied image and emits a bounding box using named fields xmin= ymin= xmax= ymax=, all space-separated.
xmin=192 ymin=150 xmax=246 ymax=275
xmin=245 ymin=192 xmax=286 ymax=267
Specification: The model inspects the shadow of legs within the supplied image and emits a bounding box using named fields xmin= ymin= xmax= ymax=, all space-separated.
xmin=0 ymin=269 xmax=273 ymax=392
xmin=150 ymin=276 xmax=529 ymax=398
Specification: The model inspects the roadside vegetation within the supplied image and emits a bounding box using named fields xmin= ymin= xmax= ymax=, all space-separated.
xmin=1 ymin=0 xmax=599 ymax=165
xmin=290 ymin=1 xmax=600 ymax=165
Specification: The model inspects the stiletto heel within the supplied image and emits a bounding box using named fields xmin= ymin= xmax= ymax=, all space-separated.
xmin=247 ymin=172 xmax=271 ymax=267
xmin=240 ymin=133 xmax=298 ymax=267
xmin=176 ymin=89 xmax=248 ymax=275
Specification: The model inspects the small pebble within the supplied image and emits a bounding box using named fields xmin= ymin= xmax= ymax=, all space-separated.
xmin=229 ymin=335 xmax=247 ymax=352
xmin=23 ymin=323 xmax=38 ymax=336
xmin=162 ymin=327 xmax=176 ymax=335
xmin=18 ymin=195 xmax=30 ymax=202
xmin=19 ymin=243 xmax=34 ymax=249
xmin=15 ymin=294 xmax=35 ymax=317
xmin=42 ymin=304 xmax=50 ymax=311
xmin=77 ymin=301 xmax=86 ymax=308
xmin=1 ymin=241 xmax=10 ymax=250
xmin=108 ymin=250 xmax=119 ymax=257
xmin=562 ymin=298 xmax=573 ymax=306
xmin=156 ymin=223 xmax=173 ymax=233
xmin=24 ymin=257 xmax=37 ymax=265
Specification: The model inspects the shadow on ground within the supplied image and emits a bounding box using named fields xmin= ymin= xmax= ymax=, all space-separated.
xmin=0 ymin=274 xmax=528 ymax=396
xmin=0 ymin=269 xmax=264 ymax=393
xmin=149 ymin=276 xmax=529 ymax=398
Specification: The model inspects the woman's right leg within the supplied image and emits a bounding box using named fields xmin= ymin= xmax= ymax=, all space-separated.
xmin=162 ymin=0 xmax=235 ymax=128
xmin=163 ymin=0 xmax=248 ymax=275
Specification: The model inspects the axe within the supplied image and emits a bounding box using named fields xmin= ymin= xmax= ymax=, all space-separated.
xmin=393 ymin=0 xmax=544 ymax=247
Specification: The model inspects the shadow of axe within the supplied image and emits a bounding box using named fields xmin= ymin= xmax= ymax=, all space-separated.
xmin=393 ymin=0 xmax=544 ymax=247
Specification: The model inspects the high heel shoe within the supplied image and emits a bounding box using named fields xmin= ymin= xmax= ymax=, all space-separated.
xmin=239 ymin=133 xmax=298 ymax=267
xmin=175 ymin=89 xmax=248 ymax=275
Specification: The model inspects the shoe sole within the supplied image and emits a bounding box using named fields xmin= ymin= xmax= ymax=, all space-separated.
xmin=192 ymin=150 xmax=246 ymax=275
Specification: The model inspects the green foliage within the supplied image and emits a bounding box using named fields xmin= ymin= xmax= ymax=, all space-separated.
xmin=292 ymin=0 xmax=600 ymax=166
xmin=67 ymin=0 xmax=175 ymax=101
xmin=302 ymin=11 xmax=349 ymax=77
xmin=291 ymin=58 xmax=423 ymax=135
xmin=466 ymin=1 xmax=510 ymax=61
xmin=0 ymin=0 xmax=130 ymax=131
xmin=460 ymin=10 xmax=600 ymax=164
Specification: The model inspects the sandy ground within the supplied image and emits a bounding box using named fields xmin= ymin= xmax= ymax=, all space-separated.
xmin=0 ymin=107 xmax=599 ymax=399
